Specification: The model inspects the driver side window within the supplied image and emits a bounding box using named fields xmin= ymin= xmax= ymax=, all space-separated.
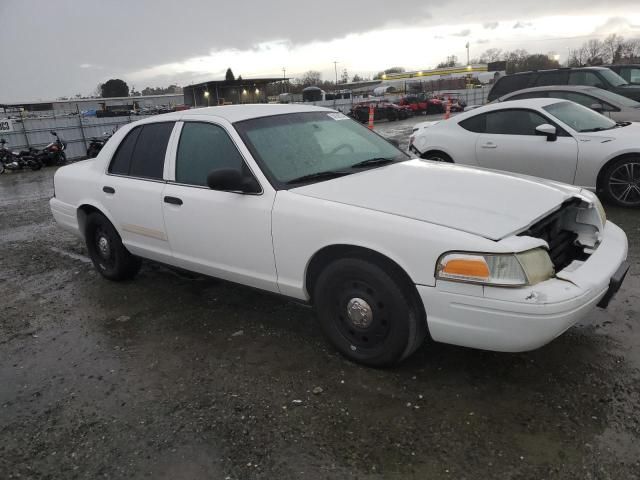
xmin=175 ymin=122 xmax=246 ymax=187
xmin=484 ymin=109 xmax=548 ymax=135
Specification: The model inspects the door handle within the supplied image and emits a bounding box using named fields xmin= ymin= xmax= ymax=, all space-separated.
xmin=164 ymin=196 xmax=183 ymax=205
xmin=481 ymin=142 xmax=497 ymax=149
xmin=103 ymin=186 xmax=115 ymax=194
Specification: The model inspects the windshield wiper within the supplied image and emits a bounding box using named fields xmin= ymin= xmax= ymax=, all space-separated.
xmin=285 ymin=170 xmax=352 ymax=185
xmin=350 ymin=157 xmax=395 ymax=168
xmin=580 ymin=126 xmax=615 ymax=132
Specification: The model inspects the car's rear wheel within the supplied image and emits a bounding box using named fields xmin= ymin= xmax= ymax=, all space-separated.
xmin=313 ymin=258 xmax=426 ymax=367
xmin=85 ymin=213 xmax=141 ymax=280
xmin=601 ymin=157 xmax=640 ymax=207
xmin=421 ymin=151 xmax=453 ymax=163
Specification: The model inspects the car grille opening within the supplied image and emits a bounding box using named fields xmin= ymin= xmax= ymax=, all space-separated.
xmin=518 ymin=199 xmax=590 ymax=272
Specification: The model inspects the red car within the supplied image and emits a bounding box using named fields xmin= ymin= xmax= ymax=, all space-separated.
xmin=349 ymin=101 xmax=412 ymax=122
xmin=398 ymin=94 xmax=444 ymax=114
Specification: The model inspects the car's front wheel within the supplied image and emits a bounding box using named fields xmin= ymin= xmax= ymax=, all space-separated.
xmin=85 ymin=212 xmax=141 ymax=280
xmin=602 ymin=157 xmax=640 ymax=207
xmin=421 ymin=151 xmax=453 ymax=163
xmin=313 ymin=258 xmax=426 ymax=367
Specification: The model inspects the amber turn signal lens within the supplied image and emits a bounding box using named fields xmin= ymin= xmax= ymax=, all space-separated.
xmin=441 ymin=258 xmax=490 ymax=280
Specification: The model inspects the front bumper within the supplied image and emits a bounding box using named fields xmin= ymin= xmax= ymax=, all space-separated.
xmin=418 ymin=221 xmax=629 ymax=352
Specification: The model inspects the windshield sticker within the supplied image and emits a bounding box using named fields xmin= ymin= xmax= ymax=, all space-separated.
xmin=327 ymin=112 xmax=349 ymax=120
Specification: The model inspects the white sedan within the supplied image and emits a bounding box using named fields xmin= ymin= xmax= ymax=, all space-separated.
xmin=50 ymin=104 xmax=628 ymax=366
xmin=410 ymin=98 xmax=640 ymax=207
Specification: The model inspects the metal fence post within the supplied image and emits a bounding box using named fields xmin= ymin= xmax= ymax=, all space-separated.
xmin=19 ymin=110 xmax=30 ymax=148
xmin=76 ymin=104 xmax=88 ymax=154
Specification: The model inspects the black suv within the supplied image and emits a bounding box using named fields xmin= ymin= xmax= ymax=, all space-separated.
xmin=487 ymin=66 xmax=640 ymax=102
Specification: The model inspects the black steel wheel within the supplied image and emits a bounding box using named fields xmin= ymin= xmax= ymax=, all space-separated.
xmin=313 ymin=257 xmax=426 ymax=367
xmin=602 ymin=157 xmax=640 ymax=207
xmin=85 ymin=213 xmax=141 ymax=281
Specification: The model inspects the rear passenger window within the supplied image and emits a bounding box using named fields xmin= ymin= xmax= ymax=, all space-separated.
xmin=459 ymin=114 xmax=487 ymax=133
xmin=569 ymin=71 xmax=605 ymax=88
xmin=489 ymin=74 xmax=533 ymax=99
xmin=509 ymin=91 xmax=549 ymax=100
xmin=129 ymin=122 xmax=175 ymax=179
xmin=534 ymin=71 xmax=569 ymax=86
xmin=108 ymin=127 xmax=141 ymax=175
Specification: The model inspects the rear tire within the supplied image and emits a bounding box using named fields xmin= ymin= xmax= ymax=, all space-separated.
xmin=601 ymin=157 xmax=640 ymax=207
xmin=313 ymin=258 xmax=426 ymax=367
xmin=85 ymin=213 xmax=141 ymax=281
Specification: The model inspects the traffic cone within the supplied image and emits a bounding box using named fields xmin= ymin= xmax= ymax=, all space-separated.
xmin=444 ymin=96 xmax=451 ymax=120
xmin=368 ymin=104 xmax=375 ymax=130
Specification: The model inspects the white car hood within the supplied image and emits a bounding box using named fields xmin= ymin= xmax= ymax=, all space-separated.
xmin=575 ymin=121 xmax=640 ymax=143
xmin=291 ymin=160 xmax=580 ymax=241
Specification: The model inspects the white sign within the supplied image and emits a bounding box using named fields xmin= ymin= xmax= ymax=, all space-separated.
xmin=0 ymin=119 xmax=13 ymax=133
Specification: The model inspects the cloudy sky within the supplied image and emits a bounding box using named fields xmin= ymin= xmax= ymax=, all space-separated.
xmin=1 ymin=0 xmax=639 ymax=102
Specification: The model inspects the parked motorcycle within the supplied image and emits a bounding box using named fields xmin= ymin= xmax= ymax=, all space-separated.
xmin=86 ymin=128 xmax=115 ymax=158
xmin=0 ymin=139 xmax=43 ymax=173
xmin=29 ymin=131 xmax=67 ymax=166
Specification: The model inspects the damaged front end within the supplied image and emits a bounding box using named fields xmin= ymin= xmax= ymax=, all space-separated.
xmin=517 ymin=191 xmax=606 ymax=278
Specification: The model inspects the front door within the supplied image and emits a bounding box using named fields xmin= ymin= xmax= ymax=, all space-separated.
xmin=474 ymin=108 xmax=579 ymax=184
xmin=161 ymin=121 xmax=279 ymax=293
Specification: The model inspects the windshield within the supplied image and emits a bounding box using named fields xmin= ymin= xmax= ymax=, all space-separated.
xmin=599 ymin=69 xmax=628 ymax=87
xmin=593 ymin=88 xmax=640 ymax=108
xmin=543 ymin=101 xmax=617 ymax=132
xmin=235 ymin=111 xmax=406 ymax=186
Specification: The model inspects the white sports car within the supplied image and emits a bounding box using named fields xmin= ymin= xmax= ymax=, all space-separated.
xmin=410 ymin=99 xmax=640 ymax=207
xmin=50 ymin=104 xmax=628 ymax=366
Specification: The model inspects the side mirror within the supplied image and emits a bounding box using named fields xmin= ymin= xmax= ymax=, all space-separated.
xmin=206 ymin=168 xmax=260 ymax=194
xmin=50 ymin=130 xmax=56 ymax=135
xmin=535 ymin=124 xmax=557 ymax=142
xmin=388 ymin=138 xmax=400 ymax=148
xmin=590 ymin=103 xmax=604 ymax=113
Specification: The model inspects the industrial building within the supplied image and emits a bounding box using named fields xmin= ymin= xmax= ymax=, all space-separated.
xmin=1 ymin=93 xmax=185 ymax=116
xmin=183 ymin=78 xmax=287 ymax=107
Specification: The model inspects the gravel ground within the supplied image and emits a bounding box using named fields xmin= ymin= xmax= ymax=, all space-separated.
xmin=1 ymin=119 xmax=639 ymax=479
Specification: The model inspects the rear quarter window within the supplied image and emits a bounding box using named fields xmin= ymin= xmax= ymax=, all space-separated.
xmin=488 ymin=74 xmax=533 ymax=100
xmin=108 ymin=126 xmax=141 ymax=175
xmin=458 ymin=114 xmax=486 ymax=133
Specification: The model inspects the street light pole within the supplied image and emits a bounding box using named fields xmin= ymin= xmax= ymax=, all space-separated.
xmin=282 ymin=67 xmax=286 ymax=94
xmin=333 ymin=61 xmax=338 ymax=88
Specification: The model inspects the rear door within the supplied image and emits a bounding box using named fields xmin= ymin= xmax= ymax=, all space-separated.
xmin=102 ymin=121 xmax=175 ymax=263
xmin=472 ymin=108 xmax=579 ymax=183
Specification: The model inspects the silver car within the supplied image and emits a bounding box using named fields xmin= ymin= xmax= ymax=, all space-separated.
xmin=498 ymin=85 xmax=640 ymax=122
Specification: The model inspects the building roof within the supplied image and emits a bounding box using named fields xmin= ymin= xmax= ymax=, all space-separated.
xmin=1 ymin=93 xmax=184 ymax=107
xmin=186 ymin=78 xmax=288 ymax=89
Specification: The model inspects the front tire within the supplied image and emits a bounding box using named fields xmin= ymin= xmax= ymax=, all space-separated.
xmin=601 ymin=157 xmax=640 ymax=207
xmin=85 ymin=213 xmax=141 ymax=280
xmin=313 ymin=258 xmax=426 ymax=367
xmin=421 ymin=151 xmax=453 ymax=163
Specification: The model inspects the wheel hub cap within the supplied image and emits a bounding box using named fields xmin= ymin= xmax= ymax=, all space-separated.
xmin=97 ymin=236 xmax=110 ymax=258
xmin=346 ymin=298 xmax=373 ymax=328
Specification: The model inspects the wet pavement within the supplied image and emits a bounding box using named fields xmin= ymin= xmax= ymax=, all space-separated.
xmin=1 ymin=124 xmax=639 ymax=479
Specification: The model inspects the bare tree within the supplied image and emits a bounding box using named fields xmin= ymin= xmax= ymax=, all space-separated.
xmin=603 ymin=34 xmax=625 ymax=63
xmin=300 ymin=70 xmax=322 ymax=87
xmin=584 ymin=39 xmax=605 ymax=64
xmin=568 ymin=47 xmax=586 ymax=67
xmin=620 ymin=38 xmax=640 ymax=63
xmin=478 ymin=48 xmax=503 ymax=63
